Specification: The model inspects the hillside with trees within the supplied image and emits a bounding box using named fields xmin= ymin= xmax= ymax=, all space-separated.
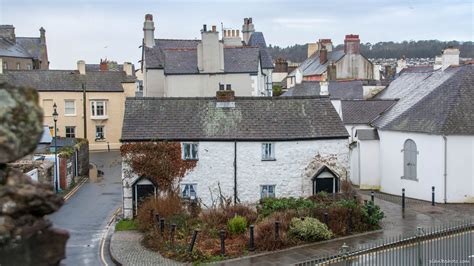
xmin=268 ymin=40 xmax=474 ymax=63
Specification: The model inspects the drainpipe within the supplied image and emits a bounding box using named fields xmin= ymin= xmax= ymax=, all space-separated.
xmin=443 ymin=135 xmax=447 ymax=203
xmin=358 ymin=141 xmax=361 ymax=186
xmin=234 ymin=141 xmax=237 ymax=204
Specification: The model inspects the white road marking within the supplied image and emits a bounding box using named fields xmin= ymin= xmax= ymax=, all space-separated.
xmin=100 ymin=207 xmax=121 ymax=266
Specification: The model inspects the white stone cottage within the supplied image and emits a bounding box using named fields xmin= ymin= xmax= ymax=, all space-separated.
xmin=370 ymin=64 xmax=474 ymax=203
xmin=120 ymin=91 xmax=349 ymax=218
xmin=141 ymin=14 xmax=273 ymax=98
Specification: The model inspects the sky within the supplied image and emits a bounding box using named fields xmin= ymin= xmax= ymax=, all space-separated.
xmin=0 ymin=0 xmax=472 ymax=69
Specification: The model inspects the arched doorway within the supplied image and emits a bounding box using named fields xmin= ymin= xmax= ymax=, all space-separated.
xmin=132 ymin=177 xmax=157 ymax=216
xmin=312 ymin=166 xmax=340 ymax=194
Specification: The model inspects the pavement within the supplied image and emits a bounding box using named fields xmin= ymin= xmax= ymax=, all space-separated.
xmin=49 ymin=151 xmax=123 ymax=266
xmin=110 ymin=231 xmax=183 ymax=266
xmin=108 ymin=188 xmax=474 ymax=266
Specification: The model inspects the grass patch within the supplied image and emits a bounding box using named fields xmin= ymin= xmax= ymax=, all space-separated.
xmin=115 ymin=219 xmax=139 ymax=231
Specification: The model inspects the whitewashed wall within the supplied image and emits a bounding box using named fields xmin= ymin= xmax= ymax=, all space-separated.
xmin=180 ymin=139 xmax=349 ymax=207
xmin=445 ymin=136 xmax=474 ymax=203
xmin=359 ymin=140 xmax=380 ymax=189
xmin=379 ymin=130 xmax=445 ymax=202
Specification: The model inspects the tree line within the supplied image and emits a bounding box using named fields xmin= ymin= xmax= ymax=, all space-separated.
xmin=268 ymin=40 xmax=474 ymax=63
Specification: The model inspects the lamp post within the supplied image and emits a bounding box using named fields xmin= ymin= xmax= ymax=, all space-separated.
xmin=52 ymin=103 xmax=60 ymax=193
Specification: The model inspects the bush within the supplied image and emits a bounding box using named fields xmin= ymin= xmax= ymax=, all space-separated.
xmin=289 ymin=217 xmax=333 ymax=241
xmin=224 ymin=205 xmax=258 ymax=224
xmin=227 ymin=215 xmax=247 ymax=235
xmin=200 ymin=208 xmax=228 ymax=229
xmin=115 ymin=219 xmax=139 ymax=231
xmin=254 ymin=217 xmax=286 ymax=251
xmin=362 ymin=203 xmax=384 ymax=226
xmin=137 ymin=193 xmax=184 ymax=231
xmin=258 ymin=197 xmax=315 ymax=217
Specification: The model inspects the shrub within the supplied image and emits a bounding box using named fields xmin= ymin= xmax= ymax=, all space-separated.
xmin=254 ymin=217 xmax=287 ymax=251
xmin=289 ymin=217 xmax=333 ymax=241
xmin=115 ymin=219 xmax=139 ymax=231
xmin=137 ymin=193 xmax=184 ymax=231
xmin=224 ymin=205 xmax=258 ymax=224
xmin=227 ymin=215 xmax=247 ymax=235
xmin=258 ymin=197 xmax=315 ymax=217
xmin=200 ymin=208 xmax=228 ymax=229
xmin=362 ymin=203 xmax=384 ymax=226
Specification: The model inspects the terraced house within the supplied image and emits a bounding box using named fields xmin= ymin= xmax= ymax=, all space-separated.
xmin=120 ymin=90 xmax=350 ymax=218
xmin=140 ymin=14 xmax=273 ymax=97
xmin=0 ymin=60 xmax=136 ymax=151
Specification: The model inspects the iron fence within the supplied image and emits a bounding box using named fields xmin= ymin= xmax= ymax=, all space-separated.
xmin=296 ymin=220 xmax=473 ymax=266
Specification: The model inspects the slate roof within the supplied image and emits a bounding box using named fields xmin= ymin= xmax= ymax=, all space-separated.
xmin=374 ymin=64 xmax=474 ymax=135
xmin=0 ymin=70 xmax=135 ymax=92
xmin=145 ymin=38 xmax=265 ymax=73
xmin=121 ymin=96 xmax=349 ymax=141
xmin=0 ymin=38 xmax=33 ymax=58
xmin=356 ymin=129 xmax=379 ymax=140
xmin=341 ymin=99 xmax=397 ymax=124
xmin=282 ymin=80 xmax=364 ymax=100
xmin=288 ymin=50 xmax=345 ymax=77
xmin=248 ymin=32 xmax=273 ymax=69
xmin=16 ymin=37 xmax=42 ymax=59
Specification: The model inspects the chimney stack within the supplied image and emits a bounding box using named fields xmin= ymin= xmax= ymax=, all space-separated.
xmin=320 ymin=81 xmax=329 ymax=96
xmin=0 ymin=25 xmax=15 ymax=43
xmin=100 ymin=59 xmax=108 ymax=71
xmin=242 ymin=17 xmax=255 ymax=45
xmin=77 ymin=60 xmax=86 ymax=75
xmin=216 ymin=89 xmax=235 ymax=102
xmin=198 ymin=24 xmax=224 ymax=73
xmin=143 ymin=14 xmax=155 ymax=48
xmin=320 ymin=46 xmax=328 ymax=64
xmin=327 ymin=62 xmax=336 ymax=80
xmin=123 ymin=62 xmax=133 ymax=76
xmin=39 ymin=27 xmax=46 ymax=45
xmin=307 ymin=42 xmax=319 ymax=58
xmin=319 ymin=39 xmax=333 ymax=52
xmin=344 ymin=34 xmax=360 ymax=54
xmin=441 ymin=47 xmax=460 ymax=71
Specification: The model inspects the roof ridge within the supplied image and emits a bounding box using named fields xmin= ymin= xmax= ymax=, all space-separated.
xmin=155 ymin=38 xmax=200 ymax=41
xmin=127 ymin=95 xmax=329 ymax=101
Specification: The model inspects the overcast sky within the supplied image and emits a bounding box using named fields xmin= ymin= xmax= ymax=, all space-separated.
xmin=0 ymin=0 xmax=472 ymax=69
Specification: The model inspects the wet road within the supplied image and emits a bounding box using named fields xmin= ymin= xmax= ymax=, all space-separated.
xmin=49 ymin=151 xmax=122 ymax=266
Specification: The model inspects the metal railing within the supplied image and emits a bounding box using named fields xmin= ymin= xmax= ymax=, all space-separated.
xmin=296 ymin=220 xmax=473 ymax=266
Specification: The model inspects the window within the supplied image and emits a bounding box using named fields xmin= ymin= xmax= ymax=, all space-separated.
xmin=219 ymin=83 xmax=225 ymax=90
xmin=181 ymin=184 xmax=197 ymax=199
xmin=2 ymin=62 xmax=6 ymax=69
xmin=64 ymin=100 xmax=76 ymax=116
xmin=96 ymin=125 xmax=105 ymax=140
xmin=26 ymin=64 xmax=32 ymax=70
xmin=16 ymin=63 xmax=20 ymax=70
xmin=403 ymin=139 xmax=418 ymax=180
xmin=65 ymin=126 xmax=76 ymax=138
xmin=261 ymin=185 xmax=275 ymax=199
xmin=91 ymin=100 xmax=107 ymax=118
xmin=261 ymin=143 xmax=275 ymax=160
xmin=182 ymin=143 xmax=198 ymax=160
xmin=226 ymin=84 xmax=232 ymax=90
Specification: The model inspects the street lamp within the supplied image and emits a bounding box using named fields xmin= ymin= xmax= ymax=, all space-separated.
xmin=52 ymin=103 xmax=60 ymax=193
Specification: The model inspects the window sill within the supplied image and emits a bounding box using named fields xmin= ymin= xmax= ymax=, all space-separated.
xmin=183 ymin=158 xmax=199 ymax=161
xmin=95 ymin=139 xmax=107 ymax=142
xmin=91 ymin=116 xmax=108 ymax=120
xmin=261 ymin=158 xmax=276 ymax=161
xmin=64 ymin=114 xmax=77 ymax=117
xmin=401 ymin=176 xmax=418 ymax=182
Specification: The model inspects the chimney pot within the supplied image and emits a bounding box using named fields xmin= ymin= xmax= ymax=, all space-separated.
xmin=203 ymin=24 xmax=207 ymax=32
xmin=143 ymin=14 xmax=155 ymax=48
xmin=145 ymin=14 xmax=153 ymax=21
xmin=212 ymin=25 xmax=217 ymax=32
xmin=77 ymin=60 xmax=86 ymax=75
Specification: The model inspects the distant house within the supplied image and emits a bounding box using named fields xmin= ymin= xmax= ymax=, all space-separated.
xmin=287 ymin=35 xmax=373 ymax=88
xmin=141 ymin=14 xmax=273 ymax=97
xmin=120 ymin=91 xmax=349 ymax=218
xmin=352 ymin=56 xmax=474 ymax=203
xmin=0 ymin=25 xmax=49 ymax=70
xmin=0 ymin=60 xmax=136 ymax=151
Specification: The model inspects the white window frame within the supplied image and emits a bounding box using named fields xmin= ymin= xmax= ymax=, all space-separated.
xmin=182 ymin=142 xmax=198 ymax=160
xmin=261 ymin=142 xmax=275 ymax=161
xmin=95 ymin=125 xmax=105 ymax=140
xmin=181 ymin=183 xmax=197 ymax=200
xmin=16 ymin=63 xmax=20 ymax=70
xmin=260 ymin=185 xmax=276 ymax=199
xmin=65 ymin=126 xmax=76 ymax=138
xmin=64 ymin=100 xmax=76 ymax=116
xmin=26 ymin=64 xmax=32 ymax=70
xmin=90 ymin=100 xmax=108 ymax=119
xmin=2 ymin=62 xmax=7 ymax=69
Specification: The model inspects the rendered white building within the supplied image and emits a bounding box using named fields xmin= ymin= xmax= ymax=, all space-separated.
xmin=120 ymin=91 xmax=350 ymax=218
xmin=141 ymin=15 xmax=273 ymax=98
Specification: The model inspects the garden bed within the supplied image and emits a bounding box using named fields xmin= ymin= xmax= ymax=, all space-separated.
xmin=134 ymin=182 xmax=384 ymax=264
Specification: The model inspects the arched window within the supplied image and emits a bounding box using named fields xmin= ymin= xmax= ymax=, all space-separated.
xmin=403 ymin=139 xmax=418 ymax=180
